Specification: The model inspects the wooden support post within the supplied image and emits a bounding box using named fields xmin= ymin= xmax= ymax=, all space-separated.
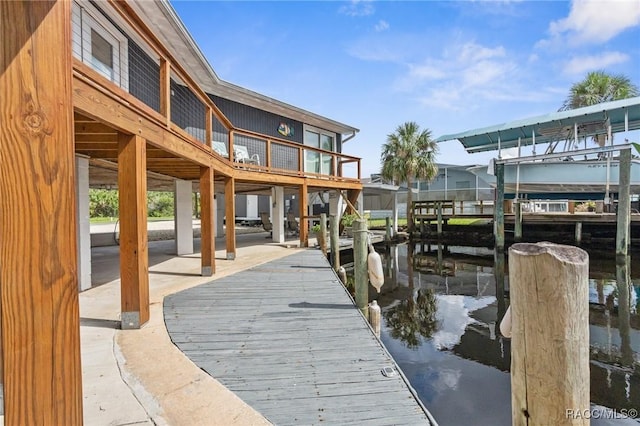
xmin=118 ymin=133 xmax=149 ymax=330
xmin=159 ymin=58 xmax=171 ymax=127
xmin=495 ymin=163 xmax=505 ymax=251
xmin=616 ymin=148 xmax=631 ymax=261
xmin=568 ymin=201 xmax=575 ymax=214
xmin=299 ymin=182 xmax=309 ymax=247
xmin=1 ymin=1 xmax=83 ymax=421
xmin=353 ymin=219 xmax=369 ymax=318
xmin=437 ymin=202 xmax=443 ymax=236
xmin=319 ymin=213 xmax=328 ymax=256
xmin=200 ymin=166 xmax=215 ymax=276
xmin=385 ymin=217 xmax=391 ymax=242
xmin=225 ymin=177 xmax=236 ymax=259
xmin=508 ymin=243 xmax=589 ymax=426
xmin=330 ymin=215 xmax=340 ymax=271
xmin=575 ymin=222 xmax=582 ymax=245
xmin=514 ymin=201 xmax=522 ymax=242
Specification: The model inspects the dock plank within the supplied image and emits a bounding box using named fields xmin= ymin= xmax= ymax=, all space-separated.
xmin=164 ymin=249 xmax=432 ymax=425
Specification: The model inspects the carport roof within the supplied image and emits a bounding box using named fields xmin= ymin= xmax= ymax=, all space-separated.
xmin=435 ymin=97 xmax=640 ymax=153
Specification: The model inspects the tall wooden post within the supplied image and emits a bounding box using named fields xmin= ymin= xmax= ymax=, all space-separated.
xmin=224 ymin=177 xmax=236 ymax=259
xmin=436 ymin=202 xmax=443 ymax=236
xmin=118 ymin=133 xmax=149 ymax=329
xmin=330 ymin=215 xmax=340 ymax=271
xmin=299 ymin=182 xmax=308 ymax=247
xmin=1 ymin=1 xmax=83 ymax=422
xmin=495 ymin=162 xmax=505 ymax=251
xmin=200 ymin=166 xmax=215 ymax=276
xmin=509 ymin=242 xmax=589 ymax=425
xmin=616 ymin=148 xmax=631 ymax=261
xmin=575 ymin=222 xmax=582 ymax=245
xmin=514 ymin=201 xmax=522 ymax=242
xmin=385 ymin=217 xmax=391 ymax=242
xmin=319 ymin=213 xmax=328 ymax=256
xmin=353 ymin=219 xmax=369 ymax=318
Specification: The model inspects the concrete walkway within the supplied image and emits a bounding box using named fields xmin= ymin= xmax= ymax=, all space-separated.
xmin=81 ymin=231 xmax=302 ymax=425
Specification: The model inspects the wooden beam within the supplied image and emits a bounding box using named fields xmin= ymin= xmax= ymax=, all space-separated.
xmin=225 ymin=177 xmax=236 ymax=259
xmin=0 ymin=1 xmax=83 ymax=423
xmin=159 ymin=58 xmax=171 ymax=127
xmin=118 ymin=133 xmax=149 ymax=329
xmin=299 ymin=181 xmax=309 ymax=247
xmin=200 ymin=166 xmax=215 ymax=276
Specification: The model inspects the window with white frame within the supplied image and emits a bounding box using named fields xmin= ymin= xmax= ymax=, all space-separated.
xmin=72 ymin=1 xmax=129 ymax=90
xmin=304 ymin=126 xmax=334 ymax=175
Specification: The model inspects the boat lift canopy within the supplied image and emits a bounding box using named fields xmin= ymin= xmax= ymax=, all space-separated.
xmin=435 ymin=97 xmax=640 ymax=154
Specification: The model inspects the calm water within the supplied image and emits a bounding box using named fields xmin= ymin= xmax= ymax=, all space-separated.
xmin=366 ymin=243 xmax=640 ymax=426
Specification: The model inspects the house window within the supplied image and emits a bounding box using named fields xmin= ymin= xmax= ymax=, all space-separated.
xmin=72 ymin=1 xmax=129 ymax=90
xmin=304 ymin=126 xmax=334 ymax=175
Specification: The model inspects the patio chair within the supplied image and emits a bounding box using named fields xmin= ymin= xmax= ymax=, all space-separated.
xmin=233 ymin=145 xmax=260 ymax=165
xmin=286 ymin=211 xmax=299 ymax=236
xmin=213 ymin=141 xmax=229 ymax=158
xmin=260 ymin=211 xmax=272 ymax=236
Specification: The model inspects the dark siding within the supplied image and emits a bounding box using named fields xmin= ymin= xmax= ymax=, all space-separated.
xmin=258 ymin=195 xmax=270 ymax=214
xmin=211 ymin=95 xmax=304 ymax=144
xmin=171 ymin=82 xmax=206 ymax=142
xmin=235 ymin=195 xmax=247 ymax=217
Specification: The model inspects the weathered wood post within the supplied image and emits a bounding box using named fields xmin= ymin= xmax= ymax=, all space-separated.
xmin=319 ymin=213 xmax=328 ymax=256
xmin=616 ymin=147 xmax=631 ymax=261
xmin=575 ymin=222 xmax=582 ymax=245
xmin=514 ymin=201 xmax=522 ymax=242
xmin=509 ymin=242 xmax=589 ymax=426
xmin=495 ymin=162 xmax=505 ymax=251
xmin=437 ymin=202 xmax=443 ymax=236
xmin=330 ymin=215 xmax=340 ymax=271
xmin=385 ymin=217 xmax=392 ymax=242
xmin=353 ymin=219 xmax=369 ymax=319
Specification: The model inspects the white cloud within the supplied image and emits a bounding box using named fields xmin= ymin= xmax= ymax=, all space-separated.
xmin=546 ymin=0 xmax=640 ymax=45
xmin=339 ymin=0 xmax=375 ymax=17
xmin=563 ymin=51 xmax=630 ymax=75
xmin=374 ymin=20 xmax=389 ymax=32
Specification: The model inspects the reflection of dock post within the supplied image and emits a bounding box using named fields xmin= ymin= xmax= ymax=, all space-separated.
xmin=616 ymin=257 xmax=633 ymax=366
xmin=436 ymin=202 xmax=443 ymax=236
xmin=495 ymin=162 xmax=505 ymax=251
xmin=616 ymin=147 xmax=631 ymax=261
xmin=330 ymin=215 xmax=340 ymax=271
xmin=574 ymin=222 xmax=582 ymax=245
xmin=514 ymin=200 xmax=522 ymax=242
xmin=509 ymin=242 xmax=589 ymax=426
xmin=494 ymin=251 xmax=506 ymax=330
xmin=385 ymin=217 xmax=391 ymax=242
xmin=354 ymin=219 xmax=369 ymax=319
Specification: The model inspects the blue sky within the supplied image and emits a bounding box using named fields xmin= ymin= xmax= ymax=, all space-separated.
xmin=171 ymin=0 xmax=640 ymax=178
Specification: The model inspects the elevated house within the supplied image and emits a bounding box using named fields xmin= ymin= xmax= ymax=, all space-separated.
xmin=0 ymin=1 xmax=362 ymax=421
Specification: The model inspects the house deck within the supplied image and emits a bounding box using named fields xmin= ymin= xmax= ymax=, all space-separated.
xmin=164 ymin=250 xmax=432 ymax=425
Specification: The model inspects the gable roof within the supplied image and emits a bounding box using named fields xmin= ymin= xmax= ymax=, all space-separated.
xmin=435 ymin=97 xmax=640 ymax=153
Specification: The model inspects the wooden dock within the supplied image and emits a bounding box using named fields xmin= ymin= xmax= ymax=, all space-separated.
xmin=164 ymin=250 xmax=432 ymax=425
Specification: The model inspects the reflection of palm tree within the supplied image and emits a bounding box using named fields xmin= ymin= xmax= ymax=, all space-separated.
xmin=383 ymin=288 xmax=439 ymax=349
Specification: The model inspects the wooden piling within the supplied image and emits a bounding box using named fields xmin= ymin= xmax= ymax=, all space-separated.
xmin=575 ymin=222 xmax=582 ymax=245
xmin=353 ymin=219 xmax=369 ymax=319
xmin=436 ymin=202 xmax=443 ymax=236
xmin=495 ymin=163 xmax=505 ymax=251
xmin=514 ymin=201 xmax=522 ymax=242
xmin=616 ymin=148 xmax=631 ymax=261
xmin=330 ymin=215 xmax=340 ymax=271
xmin=385 ymin=217 xmax=391 ymax=242
xmin=319 ymin=213 xmax=327 ymax=256
xmin=508 ymin=242 xmax=589 ymax=426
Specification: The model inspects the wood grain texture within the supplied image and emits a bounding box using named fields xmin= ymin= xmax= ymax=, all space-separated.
xmin=118 ymin=133 xmax=149 ymax=326
xmin=225 ymin=177 xmax=236 ymax=257
xmin=164 ymin=250 xmax=431 ymax=425
xmin=508 ymin=242 xmax=589 ymax=426
xmin=299 ymin=181 xmax=308 ymax=247
xmin=200 ymin=166 xmax=215 ymax=275
xmin=0 ymin=0 xmax=83 ymax=423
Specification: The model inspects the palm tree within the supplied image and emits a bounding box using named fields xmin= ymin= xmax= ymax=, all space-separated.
xmin=560 ymin=70 xmax=639 ymax=111
xmin=381 ymin=122 xmax=438 ymax=232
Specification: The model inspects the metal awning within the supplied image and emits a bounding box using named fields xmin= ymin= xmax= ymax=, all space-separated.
xmin=435 ymin=97 xmax=640 ymax=153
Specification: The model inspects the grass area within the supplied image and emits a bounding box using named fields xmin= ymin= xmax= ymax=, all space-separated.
xmin=90 ymin=216 xmax=175 ymax=224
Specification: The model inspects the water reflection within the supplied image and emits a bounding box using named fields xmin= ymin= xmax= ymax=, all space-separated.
xmin=373 ymin=243 xmax=640 ymax=425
